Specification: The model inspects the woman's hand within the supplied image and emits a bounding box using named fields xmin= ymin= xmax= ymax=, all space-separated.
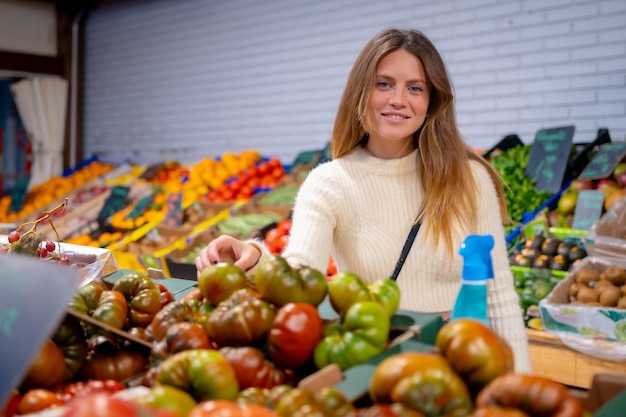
xmin=195 ymin=235 xmax=262 ymax=277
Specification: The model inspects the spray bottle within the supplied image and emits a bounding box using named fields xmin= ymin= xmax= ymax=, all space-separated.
xmin=450 ymin=234 xmax=495 ymax=325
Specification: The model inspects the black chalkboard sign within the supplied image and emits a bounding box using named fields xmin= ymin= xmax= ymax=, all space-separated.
xmin=164 ymin=192 xmax=183 ymax=227
xmin=578 ymin=142 xmax=626 ymax=181
xmin=97 ymin=185 xmax=130 ymax=221
xmin=126 ymin=193 xmax=156 ymax=220
xmin=525 ymin=126 xmax=575 ymax=193
xmin=572 ymin=190 xmax=605 ymax=231
xmin=8 ymin=175 xmax=31 ymax=214
xmin=0 ymin=253 xmax=80 ymax=405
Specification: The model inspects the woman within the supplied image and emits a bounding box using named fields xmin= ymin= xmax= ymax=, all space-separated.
xmin=196 ymin=28 xmax=531 ymax=371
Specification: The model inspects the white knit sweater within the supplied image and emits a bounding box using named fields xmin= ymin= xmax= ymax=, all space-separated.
xmin=280 ymin=146 xmax=532 ymax=372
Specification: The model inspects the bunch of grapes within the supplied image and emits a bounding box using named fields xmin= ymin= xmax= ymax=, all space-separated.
xmin=1 ymin=199 xmax=72 ymax=265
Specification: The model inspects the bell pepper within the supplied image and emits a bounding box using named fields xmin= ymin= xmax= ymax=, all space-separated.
xmin=327 ymin=272 xmax=400 ymax=318
xmin=313 ymin=301 xmax=390 ymax=371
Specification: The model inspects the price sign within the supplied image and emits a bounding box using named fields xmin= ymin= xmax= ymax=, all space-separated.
xmin=8 ymin=175 xmax=31 ymax=213
xmin=97 ymin=186 xmax=130 ymax=221
xmin=525 ymin=125 xmax=575 ymax=193
xmin=0 ymin=254 xmax=80 ymax=405
xmin=126 ymin=193 xmax=156 ymax=220
xmin=164 ymin=192 xmax=183 ymax=227
xmin=578 ymin=142 xmax=626 ymax=180
xmin=571 ymin=190 xmax=605 ymax=231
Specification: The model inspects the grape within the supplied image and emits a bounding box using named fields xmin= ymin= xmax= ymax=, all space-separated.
xmin=45 ymin=241 xmax=56 ymax=252
xmin=8 ymin=230 xmax=20 ymax=243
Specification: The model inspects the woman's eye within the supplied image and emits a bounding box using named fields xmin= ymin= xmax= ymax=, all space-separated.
xmin=409 ymin=85 xmax=423 ymax=93
xmin=377 ymin=81 xmax=391 ymax=89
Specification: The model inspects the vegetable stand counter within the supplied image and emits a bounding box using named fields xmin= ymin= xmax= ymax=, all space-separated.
xmin=527 ymin=329 xmax=626 ymax=389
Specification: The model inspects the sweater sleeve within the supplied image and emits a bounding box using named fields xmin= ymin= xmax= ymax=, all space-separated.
xmin=471 ymin=162 xmax=532 ymax=373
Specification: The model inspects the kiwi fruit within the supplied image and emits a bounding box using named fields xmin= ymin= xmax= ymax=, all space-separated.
xmin=599 ymin=285 xmax=621 ymax=307
xmin=575 ymin=268 xmax=601 ymax=286
xmin=568 ymin=283 xmax=580 ymax=300
xmin=600 ymin=265 xmax=626 ymax=286
xmin=618 ymin=297 xmax=626 ymax=309
xmin=576 ymin=286 xmax=599 ymax=304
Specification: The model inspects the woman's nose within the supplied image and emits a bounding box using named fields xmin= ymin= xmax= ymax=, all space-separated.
xmin=389 ymin=88 xmax=407 ymax=106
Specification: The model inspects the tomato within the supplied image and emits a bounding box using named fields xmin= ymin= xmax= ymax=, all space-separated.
xmin=272 ymin=388 xmax=327 ymax=416
xmin=59 ymin=393 xmax=178 ymax=417
xmin=137 ymin=385 xmax=198 ymax=417
xmin=61 ymin=379 xmax=125 ymax=400
xmin=264 ymin=228 xmax=288 ymax=254
xmin=2 ymin=392 xmax=21 ymax=417
xmin=52 ymin=315 xmax=88 ymax=383
xmin=327 ymin=273 xmax=400 ymax=318
xmin=219 ymin=346 xmax=286 ymax=389
xmin=20 ymin=339 xmax=66 ymax=390
xmin=469 ymin=407 xmax=530 ymax=417
xmin=207 ymin=288 xmax=276 ymax=348
xmin=476 ymin=373 xmax=583 ymax=417
xmin=156 ymin=283 xmax=175 ymax=308
xmin=314 ymin=301 xmax=390 ymax=371
xmin=267 ymin=302 xmax=323 ymax=369
xmin=81 ymin=348 xmax=149 ymax=382
xmin=17 ymin=389 xmax=64 ymax=415
xmin=198 ymin=262 xmax=248 ymax=305
xmin=435 ymin=318 xmax=514 ymax=394
xmin=155 ymin=349 xmax=239 ymax=402
xmin=315 ymin=386 xmax=355 ymax=416
xmin=345 ymin=403 xmax=425 ymax=417
xmin=68 ymin=283 xmax=128 ymax=330
xmin=369 ymin=351 xmax=472 ymax=416
xmin=153 ymin=322 xmax=212 ymax=359
xmin=275 ymin=219 xmax=292 ymax=235
xmin=254 ymin=254 xmax=328 ymax=307
xmin=112 ymin=272 xmax=162 ymax=327
xmin=189 ymin=400 xmax=279 ymax=417
xmin=147 ymin=299 xmax=214 ymax=342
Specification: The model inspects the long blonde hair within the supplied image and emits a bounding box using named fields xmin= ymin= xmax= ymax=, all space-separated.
xmin=331 ymin=28 xmax=509 ymax=255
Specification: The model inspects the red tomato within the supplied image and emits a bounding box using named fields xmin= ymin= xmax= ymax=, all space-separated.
xmin=257 ymin=163 xmax=271 ymax=177
xmin=2 ymin=392 xmax=21 ymax=417
xmin=327 ymin=256 xmax=337 ymax=276
xmin=267 ymin=303 xmax=324 ymax=369
xmin=17 ymin=389 xmax=64 ymax=415
xmin=60 ymin=393 xmax=178 ymax=417
xmin=61 ymin=380 xmax=125 ymax=401
xmin=238 ymin=185 xmax=254 ymax=199
xmin=275 ymin=220 xmax=292 ymax=235
xmin=156 ymin=283 xmax=176 ymax=308
xmin=188 ymin=400 xmax=279 ymax=417
xmin=271 ymin=167 xmax=285 ymax=180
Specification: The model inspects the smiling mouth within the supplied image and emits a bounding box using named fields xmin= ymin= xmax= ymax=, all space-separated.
xmin=382 ymin=113 xmax=409 ymax=119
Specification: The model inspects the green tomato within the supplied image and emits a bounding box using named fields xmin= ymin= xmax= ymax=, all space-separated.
xmin=328 ymin=273 xmax=400 ymax=318
xmin=254 ymin=254 xmax=327 ymax=307
xmin=137 ymin=385 xmax=197 ymax=417
xmin=197 ymin=262 xmax=248 ymax=305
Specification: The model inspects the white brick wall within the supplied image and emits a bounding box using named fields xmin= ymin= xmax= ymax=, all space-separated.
xmin=83 ymin=0 xmax=626 ymax=165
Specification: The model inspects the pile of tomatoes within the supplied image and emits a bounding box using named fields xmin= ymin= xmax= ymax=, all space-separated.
xmin=207 ymin=158 xmax=286 ymax=202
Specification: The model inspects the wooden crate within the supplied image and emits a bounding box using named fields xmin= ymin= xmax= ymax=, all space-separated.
xmin=527 ymin=329 xmax=626 ymax=389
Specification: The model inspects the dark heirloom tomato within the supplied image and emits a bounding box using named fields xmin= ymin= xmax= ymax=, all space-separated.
xmin=219 ymin=346 xmax=286 ymax=389
xmin=314 ymin=301 xmax=390 ymax=371
xmin=68 ymin=283 xmax=128 ymax=330
xmin=198 ymin=262 xmax=248 ymax=305
xmin=476 ymin=373 xmax=583 ymax=417
xmin=112 ymin=273 xmax=162 ymax=327
xmin=435 ymin=318 xmax=514 ymax=394
xmin=254 ymin=254 xmax=327 ymax=307
xmin=267 ymin=302 xmax=323 ymax=369
xmin=81 ymin=348 xmax=149 ymax=382
xmin=207 ymin=288 xmax=276 ymax=348
xmin=469 ymin=406 xmax=530 ymax=417
xmin=272 ymin=388 xmax=327 ymax=416
xmin=153 ymin=322 xmax=212 ymax=358
xmin=328 ymin=273 xmax=400 ymax=318
xmin=147 ymin=299 xmax=214 ymax=342
xmin=155 ymin=349 xmax=239 ymax=402
xmin=20 ymin=339 xmax=66 ymax=390
xmin=345 ymin=403 xmax=425 ymax=417
xmin=52 ymin=314 xmax=88 ymax=383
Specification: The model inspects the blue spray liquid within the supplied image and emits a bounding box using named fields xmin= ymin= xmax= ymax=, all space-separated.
xmin=450 ymin=235 xmax=495 ymax=325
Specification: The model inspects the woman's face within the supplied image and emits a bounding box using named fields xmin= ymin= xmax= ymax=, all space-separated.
xmin=366 ymin=49 xmax=430 ymax=156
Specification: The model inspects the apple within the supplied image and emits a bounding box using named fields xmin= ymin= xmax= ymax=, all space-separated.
xmin=596 ymin=178 xmax=619 ymax=191
xmin=569 ymin=178 xmax=595 ymax=192
xmin=547 ymin=209 xmax=565 ymax=227
xmin=605 ymin=189 xmax=626 ymax=211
